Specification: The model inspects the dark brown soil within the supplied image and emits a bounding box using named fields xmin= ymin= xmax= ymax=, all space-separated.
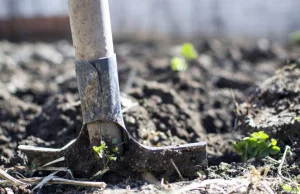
xmin=239 ymin=64 xmax=300 ymax=166
xmin=240 ymin=65 xmax=300 ymax=142
xmin=0 ymin=39 xmax=300 ymax=193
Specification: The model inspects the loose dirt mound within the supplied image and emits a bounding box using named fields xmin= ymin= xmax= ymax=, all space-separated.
xmin=240 ymin=64 xmax=300 ymax=158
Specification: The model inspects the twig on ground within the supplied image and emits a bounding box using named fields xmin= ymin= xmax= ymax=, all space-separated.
xmin=0 ymin=177 xmax=106 ymax=189
xmin=41 ymin=177 xmax=106 ymax=189
xmin=0 ymin=167 xmax=106 ymax=190
xmin=261 ymin=181 xmax=275 ymax=194
xmin=38 ymin=167 xmax=74 ymax=179
xmin=278 ymin=146 xmax=291 ymax=182
xmin=32 ymin=171 xmax=59 ymax=191
xmin=0 ymin=168 xmax=27 ymax=186
xmin=14 ymin=171 xmax=26 ymax=180
xmin=92 ymin=167 xmax=110 ymax=178
xmin=170 ymin=159 xmax=184 ymax=181
xmin=259 ymin=74 xmax=279 ymax=89
xmin=4 ymin=187 xmax=14 ymax=194
xmin=265 ymin=156 xmax=281 ymax=164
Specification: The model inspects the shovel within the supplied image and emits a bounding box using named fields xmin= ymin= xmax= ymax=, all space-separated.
xmin=19 ymin=0 xmax=207 ymax=179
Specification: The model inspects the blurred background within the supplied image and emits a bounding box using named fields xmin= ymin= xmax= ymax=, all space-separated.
xmin=1 ymin=0 xmax=300 ymax=41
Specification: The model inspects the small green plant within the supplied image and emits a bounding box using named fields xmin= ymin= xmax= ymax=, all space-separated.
xmin=290 ymin=31 xmax=300 ymax=44
xmin=180 ymin=42 xmax=198 ymax=60
xmin=170 ymin=57 xmax=187 ymax=72
xmin=233 ymin=131 xmax=280 ymax=162
xmin=170 ymin=42 xmax=198 ymax=72
xmin=93 ymin=141 xmax=106 ymax=158
xmin=282 ymin=183 xmax=300 ymax=194
xmin=93 ymin=141 xmax=118 ymax=164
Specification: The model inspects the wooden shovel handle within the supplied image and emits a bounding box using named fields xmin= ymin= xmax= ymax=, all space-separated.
xmin=68 ymin=0 xmax=114 ymax=60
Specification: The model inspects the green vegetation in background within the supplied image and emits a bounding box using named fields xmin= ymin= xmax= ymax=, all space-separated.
xmin=282 ymin=183 xmax=300 ymax=194
xmin=170 ymin=42 xmax=198 ymax=72
xmin=170 ymin=57 xmax=187 ymax=72
xmin=233 ymin=131 xmax=280 ymax=162
xmin=290 ymin=31 xmax=300 ymax=44
xmin=180 ymin=42 xmax=198 ymax=60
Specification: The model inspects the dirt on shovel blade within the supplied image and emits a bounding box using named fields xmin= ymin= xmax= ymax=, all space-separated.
xmin=0 ymin=39 xmax=300 ymax=193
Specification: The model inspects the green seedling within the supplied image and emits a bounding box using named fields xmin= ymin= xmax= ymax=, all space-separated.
xmin=290 ymin=31 xmax=300 ymax=45
xmin=93 ymin=141 xmax=118 ymax=164
xmin=93 ymin=141 xmax=106 ymax=158
xmin=170 ymin=42 xmax=198 ymax=72
xmin=180 ymin=42 xmax=198 ymax=60
xmin=233 ymin=131 xmax=280 ymax=162
xmin=282 ymin=183 xmax=300 ymax=194
xmin=170 ymin=57 xmax=187 ymax=72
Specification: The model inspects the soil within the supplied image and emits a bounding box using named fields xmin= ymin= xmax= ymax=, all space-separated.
xmin=0 ymin=38 xmax=300 ymax=193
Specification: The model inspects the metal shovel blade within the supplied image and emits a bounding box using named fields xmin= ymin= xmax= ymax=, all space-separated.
xmin=19 ymin=123 xmax=207 ymax=179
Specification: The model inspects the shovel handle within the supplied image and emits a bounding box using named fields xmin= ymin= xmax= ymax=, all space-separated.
xmin=68 ymin=0 xmax=123 ymax=152
xmin=68 ymin=0 xmax=114 ymax=59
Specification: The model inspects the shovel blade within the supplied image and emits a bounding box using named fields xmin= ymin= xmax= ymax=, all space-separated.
xmin=111 ymin=139 xmax=207 ymax=179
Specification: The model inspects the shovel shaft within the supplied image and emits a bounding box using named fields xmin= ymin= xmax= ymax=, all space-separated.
xmin=68 ymin=0 xmax=123 ymax=151
xmin=68 ymin=0 xmax=114 ymax=59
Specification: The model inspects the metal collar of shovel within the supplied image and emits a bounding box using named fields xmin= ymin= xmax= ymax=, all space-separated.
xmin=19 ymin=54 xmax=207 ymax=179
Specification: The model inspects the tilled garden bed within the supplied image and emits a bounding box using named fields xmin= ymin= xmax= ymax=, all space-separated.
xmin=0 ymin=38 xmax=300 ymax=193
